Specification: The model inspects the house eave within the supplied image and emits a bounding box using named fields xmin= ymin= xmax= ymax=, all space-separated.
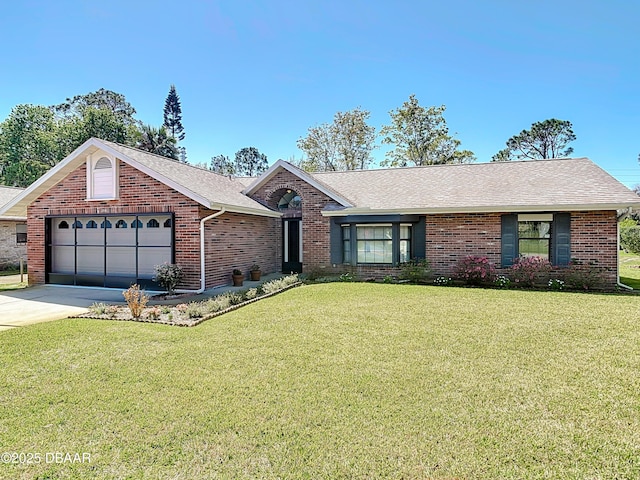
xmin=321 ymin=203 xmax=640 ymax=216
xmin=209 ymin=203 xmax=282 ymax=218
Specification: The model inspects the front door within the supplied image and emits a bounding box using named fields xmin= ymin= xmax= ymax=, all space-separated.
xmin=282 ymin=219 xmax=302 ymax=273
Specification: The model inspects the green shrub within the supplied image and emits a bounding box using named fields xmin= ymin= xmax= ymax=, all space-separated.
xmin=620 ymin=226 xmax=640 ymax=254
xmin=433 ymin=276 xmax=453 ymax=286
xmin=89 ymin=302 xmax=108 ymax=315
xmin=245 ymin=288 xmax=258 ymax=300
xmin=186 ymin=302 xmax=205 ymax=319
xmin=548 ymin=279 xmax=565 ymax=291
xmin=153 ymin=263 xmax=184 ymax=294
xmin=494 ymin=275 xmax=511 ymax=289
xmin=563 ymin=261 xmax=606 ymax=290
xmin=339 ymin=272 xmax=354 ymax=282
xmin=399 ymin=258 xmax=431 ymax=283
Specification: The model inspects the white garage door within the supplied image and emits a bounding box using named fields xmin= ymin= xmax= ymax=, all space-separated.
xmin=48 ymin=214 xmax=173 ymax=288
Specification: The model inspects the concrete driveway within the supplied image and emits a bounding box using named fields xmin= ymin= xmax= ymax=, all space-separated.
xmin=0 ymin=285 xmax=127 ymax=332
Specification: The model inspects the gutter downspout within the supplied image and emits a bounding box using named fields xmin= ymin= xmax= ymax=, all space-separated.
xmin=617 ymin=207 xmax=633 ymax=290
xmin=198 ymin=208 xmax=226 ymax=293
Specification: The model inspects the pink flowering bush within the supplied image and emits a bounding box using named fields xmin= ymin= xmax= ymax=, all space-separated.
xmin=454 ymin=256 xmax=496 ymax=285
xmin=510 ymin=256 xmax=552 ymax=287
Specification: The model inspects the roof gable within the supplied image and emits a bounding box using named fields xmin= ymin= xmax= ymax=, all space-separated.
xmin=244 ymin=159 xmax=354 ymax=207
xmin=0 ymin=138 xmax=280 ymax=218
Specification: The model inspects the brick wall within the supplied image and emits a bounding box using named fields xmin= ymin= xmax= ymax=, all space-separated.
xmin=426 ymin=213 xmax=502 ymax=275
xmin=251 ymin=171 xmax=622 ymax=287
xmin=569 ymin=210 xmax=618 ymax=284
xmin=0 ymin=220 xmax=27 ymax=268
xmin=250 ymin=169 xmax=342 ymax=273
xmin=202 ymin=207 xmax=278 ymax=288
xmin=423 ymin=211 xmax=619 ymax=284
xmin=26 ymin=160 xmax=277 ymax=289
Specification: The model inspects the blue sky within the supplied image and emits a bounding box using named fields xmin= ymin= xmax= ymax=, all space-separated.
xmin=1 ymin=0 xmax=638 ymax=186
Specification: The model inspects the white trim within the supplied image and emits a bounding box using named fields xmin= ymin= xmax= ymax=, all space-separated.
xmin=0 ymin=138 xmax=281 ymax=219
xmin=198 ymin=209 xmax=226 ymax=293
xmin=284 ymin=221 xmax=289 ymax=262
xmin=299 ymin=220 xmax=303 ymax=263
xmin=86 ymin=153 xmax=118 ymax=200
xmin=321 ymin=203 xmax=640 ymax=216
xmin=243 ymin=159 xmax=354 ymax=207
xmin=518 ymin=213 xmax=553 ymax=222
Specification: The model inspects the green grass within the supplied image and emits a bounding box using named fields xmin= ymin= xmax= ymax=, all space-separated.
xmin=0 ymin=281 xmax=27 ymax=292
xmin=620 ymin=251 xmax=640 ymax=289
xmin=1 ymin=284 xmax=639 ymax=479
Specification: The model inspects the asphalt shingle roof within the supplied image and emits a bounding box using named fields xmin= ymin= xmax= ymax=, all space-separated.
xmin=100 ymin=141 xmax=274 ymax=214
xmin=0 ymin=186 xmax=24 ymax=208
xmin=310 ymin=158 xmax=640 ymax=212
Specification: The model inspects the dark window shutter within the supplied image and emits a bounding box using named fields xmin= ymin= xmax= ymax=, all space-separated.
xmin=501 ymin=214 xmax=518 ymax=267
xmin=412 ymin=217 xmax=426 ymax=259
xmin=329 ymin=219 xmax=343 ymax=264
xmin=552 ymin=213 xmax=571 ymax=266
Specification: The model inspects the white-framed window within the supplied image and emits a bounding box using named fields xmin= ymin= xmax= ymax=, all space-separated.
xmin=343 ymin=223 xmax=410 ymax=265
xmin=517 ymin=213 xmax=552 ymax=260
xmin=16 ymin=224 xmax=27 ymax=244
xmin=356 ymin=224 xmax=393 ymax=264
xmin=86 ymin=154 xmax=118 ymax=200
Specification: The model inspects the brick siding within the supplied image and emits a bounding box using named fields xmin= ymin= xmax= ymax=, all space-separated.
xmin=0 ymin=220 xmax=27 ymax=268
xmin=252 ymin=171 xmax=622 ymax=287
xmin=250 ymin=169 xmax=342 ymax=273
xmin=202 ymin=207 xmax=278 ymax=288
xmin=27 ymin=160 xmax=277 ymax=289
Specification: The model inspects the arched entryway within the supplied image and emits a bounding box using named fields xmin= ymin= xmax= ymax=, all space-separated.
xmin=272 ymin=189 xmax=302 ymax=273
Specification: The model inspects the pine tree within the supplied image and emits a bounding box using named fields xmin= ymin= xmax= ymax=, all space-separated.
xmin=163 ymin=85 xmax=185 ymax=141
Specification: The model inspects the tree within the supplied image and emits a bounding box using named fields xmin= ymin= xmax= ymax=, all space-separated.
xmin=163 ymin=85 xmax=185 ymax=141
xmin=0 ymin=104 xmax=59 ymax=186
xmin=209 ymin=154 xmax=235 ymax=175
xmin=163 ymin=85 xmax=186 ymax=162
xmin=0 ymin=89 xmax=144 ymax=186
xmin=297 ymin=107 xmax=376 ymax=171
xmin=136 ymin=125 xmax=179 ymax=160
xmin=492 ymin=118 xmax=576 ymax=161
xmin=234 ymin=147 xmax=268 ymax=176
xmin=54 ymin=88 xmax=138 ymax=127
xmin=380 ymin=95 xmax=475 ymax=167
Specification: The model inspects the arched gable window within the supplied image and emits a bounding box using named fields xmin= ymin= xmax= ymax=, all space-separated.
xmin=278 ymin=190 xmax=302 ymax=211
xmin=87 ymin=154 xmax=117 ymax=200
xmin=147 ymin=219 xmax=160 ymax=228
xmin=86 ymin=220 xmax=98 ymax=229
xmin=115 ymin=219 xmax=128 ymax=229
xmin=58 ymin=221 xmax=69 ymax=229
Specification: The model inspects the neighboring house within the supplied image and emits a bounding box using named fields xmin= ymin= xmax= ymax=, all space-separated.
xmin=1 ymin=137 xmax=639 ymax=290
xmin=0 ymin=185 xmax=27 ymax=268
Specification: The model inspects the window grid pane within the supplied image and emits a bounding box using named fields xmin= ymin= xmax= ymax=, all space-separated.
xmin=518 ymin=220 xmax=551 ymax=259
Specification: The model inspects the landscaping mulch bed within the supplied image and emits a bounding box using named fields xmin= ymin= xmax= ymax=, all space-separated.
xmin=74 ymin=281 xmax=302 ymax=327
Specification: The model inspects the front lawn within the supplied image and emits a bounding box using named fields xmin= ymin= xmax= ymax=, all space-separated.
xmin=1 ymin=284 xmax=639 ymax=479
xmin=620 ymin=251 xmax=640 ymax=289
